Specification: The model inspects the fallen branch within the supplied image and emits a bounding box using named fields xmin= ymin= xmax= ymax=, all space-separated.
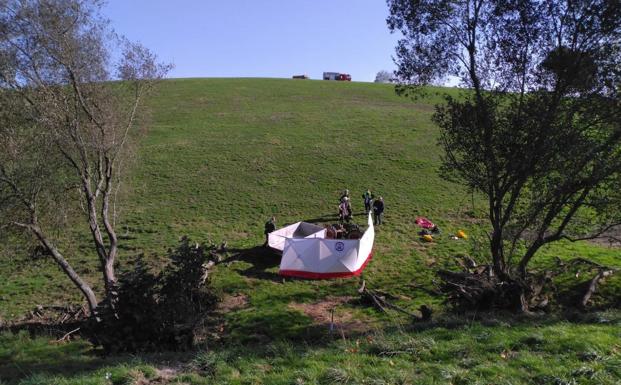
xmin=372 ymin=289 xmax=401 ymax=301
xmin=581 ymin=269 xmax=616 ymax=308
xmin=367 ymin=291 xmax=388 ymax=313
xmin=57 ymin=327 xmax=80 ymax=342
xmin=199 ymin=260 xmax=216 ymax=286
xmin=439 ymin=253 xmax=619 ymax=312
xmin=377 ymin=296 xmax=418 ymax=317
xmin=553 ymin=257 xmax=618 ymax=308
xmin=454 ymin=254 xmax=478 ymax=272
xmin=358 ymin=280 xmax=430 ymax=320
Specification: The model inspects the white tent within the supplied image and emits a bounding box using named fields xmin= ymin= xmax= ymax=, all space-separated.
xmin=268 ymin=213 xmax=375 ymax=279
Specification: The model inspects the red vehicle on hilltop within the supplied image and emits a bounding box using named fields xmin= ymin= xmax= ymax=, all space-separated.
xmin=323 ymin=72 xmax=352 ymax=81
xmin=337 ymin=73 xmax=351 ymax=81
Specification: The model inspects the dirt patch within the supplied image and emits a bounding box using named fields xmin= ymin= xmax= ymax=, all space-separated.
xmin=216 ymin=293 xmax=248 ymax=313
xmin=289 ymin=296 xmax=372 ymax=335
xmin=154 ymin=367 xmax=179 ymax=383
xmin=125 ymin=367 xmax=180 ymax=384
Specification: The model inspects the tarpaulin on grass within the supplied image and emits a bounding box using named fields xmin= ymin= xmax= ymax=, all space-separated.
xmin=415 ymin=216 xmax=435 ymax=229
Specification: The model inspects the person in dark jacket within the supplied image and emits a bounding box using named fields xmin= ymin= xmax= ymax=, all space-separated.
xmin=372 ymin=197 xmax=384 ymax=225
xmin=263 ymin=216 xmax=276 ymax=247
xmin=362 ymin=189 xmax=374 ymax=213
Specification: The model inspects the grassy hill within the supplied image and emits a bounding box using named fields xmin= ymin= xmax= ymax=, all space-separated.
xmin=1 ymin=78 xmax=619 ymax=384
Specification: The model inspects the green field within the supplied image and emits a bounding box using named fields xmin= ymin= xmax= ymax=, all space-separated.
xmin=1 ymin=78 xmax=619 ymax=384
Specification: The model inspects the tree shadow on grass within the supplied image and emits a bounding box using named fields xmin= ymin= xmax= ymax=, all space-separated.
xmin=0 ymin=328 xmax=330 ymax=384
xmin=221 ymin=305 xmax=328 ymax=345
xmin=220 ymin=246 xmax=283 ymax=282
xmin=397 ymin=306 xmax=621 ymax=337
xmin=0 ymin=329 xmax=202 ymax=385
xmin=0 ymin=332 xmax=103 ymax=384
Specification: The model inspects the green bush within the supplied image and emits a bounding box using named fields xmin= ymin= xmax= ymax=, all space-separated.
xmin=86 ymin=237 xmax=218 ymax=352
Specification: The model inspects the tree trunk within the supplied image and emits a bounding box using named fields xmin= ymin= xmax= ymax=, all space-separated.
xmin=490 ymin=225 xmax=507 ymax=278
xmin=518 ymin=239 xmax=543 ymax=277
xmin=29 ymin=224 xmax=99 ymax=315
xmin=85 ymin=192 xmax=116 ymax=300
xmin=101 ymin=175 xmax=118 ymax=293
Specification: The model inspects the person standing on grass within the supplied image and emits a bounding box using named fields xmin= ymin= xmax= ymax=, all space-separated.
xmin=373 ymin=197 xmax=384 ymax=225
xmin=340 ymin=189 xmax=350 ymax=203
xmin=339 ymin=197 xmax=352 ymax=223
xmin=362 ymin=189 xmax=374 ymax=213
xmin=345 ymin=196 xmax=352 ymax=219
xmin=263 ymin=216 xmax=276 ymax=247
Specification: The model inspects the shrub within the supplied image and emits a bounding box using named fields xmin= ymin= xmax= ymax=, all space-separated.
xmin=86 ymin=237 xmax=218 ymax=352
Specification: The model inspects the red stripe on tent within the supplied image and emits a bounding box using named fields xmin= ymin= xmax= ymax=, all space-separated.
xmin=279 ymin=251 xmax=374 ymax=280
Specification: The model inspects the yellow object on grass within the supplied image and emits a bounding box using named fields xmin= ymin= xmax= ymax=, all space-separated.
xmin=456 ymin=230 xmax=468 ymax=239
xmin=422 ymin=234 xmax=433 ymax=242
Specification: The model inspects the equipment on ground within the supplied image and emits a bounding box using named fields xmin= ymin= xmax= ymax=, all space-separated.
xmin=415 ymin=217 xmax=435 ymax=229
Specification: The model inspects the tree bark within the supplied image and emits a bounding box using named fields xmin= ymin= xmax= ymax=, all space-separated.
xmin=100 ymin=164 xmax=118 ymax=288
xmin=84 ymin=185 xmax=118 ymax=301
xmin=490 ymin=229 xmax=505 ymax=277
xmin=28 ymin=223 xmax=99 ymax=315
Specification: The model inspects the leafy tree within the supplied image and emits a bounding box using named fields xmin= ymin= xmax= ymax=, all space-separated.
xmin=387 ymin=0 xmax=621 ymax=302
xmin=0 ymin=0 xmax=171 ymax=316
xmin=375 ymin=70 xmax=393 ymax=83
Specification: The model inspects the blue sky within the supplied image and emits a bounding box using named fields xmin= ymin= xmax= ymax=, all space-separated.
xmin=104 ymin=0 xmax=401 ymax=82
